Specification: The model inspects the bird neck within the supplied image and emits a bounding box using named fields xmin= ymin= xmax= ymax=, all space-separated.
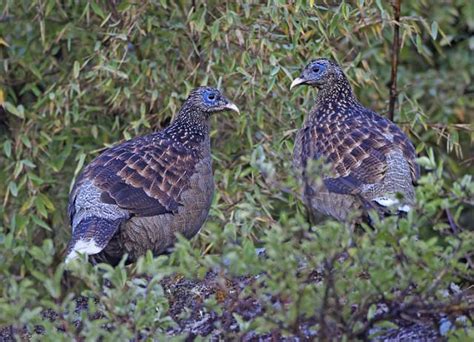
xmin=307 ymin=76 xmax=361 ymax=124
xmin=166 ymin=107 xmax=210 ymax=148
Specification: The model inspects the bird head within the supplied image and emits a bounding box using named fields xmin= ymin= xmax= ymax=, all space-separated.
xmin=290 ymin=58 xmax=344 ymax=90
xmin=186 ymin=86 xmax=239 ymax=116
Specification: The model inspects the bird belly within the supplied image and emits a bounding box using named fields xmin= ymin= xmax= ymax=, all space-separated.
xmin=115 ymin=158 xmax=214 ymax=262
xmin=305 ymin=183 xmax=361 ymax=222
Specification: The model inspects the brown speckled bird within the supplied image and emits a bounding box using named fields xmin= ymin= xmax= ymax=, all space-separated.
xmin=291 ymin=59 xmax=419 ymax=222
xmin=66 ymin=87 xmax=239 ymax=265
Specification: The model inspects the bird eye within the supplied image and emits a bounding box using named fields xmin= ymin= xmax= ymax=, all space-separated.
xmin=312 ymin=66 xmax=320 ymax=73
xmin=203 ymin=90 xmax=219 ymax=105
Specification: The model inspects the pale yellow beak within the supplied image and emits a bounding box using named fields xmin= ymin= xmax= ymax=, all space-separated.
xmin=224 ymin=102 xmax=240 ymax=114
xmin=290 ymin=77 xmax=306 ymax=90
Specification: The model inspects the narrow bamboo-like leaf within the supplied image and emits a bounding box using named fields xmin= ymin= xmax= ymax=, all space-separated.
xmin=90 ymin=1 xmax=106 ymax=19
xmin=73 ymin=61 xmax=80 ymax=78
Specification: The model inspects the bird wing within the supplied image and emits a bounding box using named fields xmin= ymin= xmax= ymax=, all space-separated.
xmin=299 ymin=113 xmax=418 ymax=196
xmin=68 ymin=133 xmax=200 ymax=222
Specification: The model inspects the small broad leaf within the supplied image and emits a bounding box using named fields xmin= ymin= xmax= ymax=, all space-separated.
xmin=5 ymin=102 xmax=25 ymax=119
xmin=3 ymin=140 xmax=12 ymax=158
xmin=367 ymin=304 xmax=377 ymax=320
xmin=8 ymin=181 xmax=18 ymax=197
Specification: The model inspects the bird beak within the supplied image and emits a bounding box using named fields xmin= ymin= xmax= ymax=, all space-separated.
xmin=290 ymin=77 xmax=306 ymax=90
xmin=224 ymin=102 xmax=240 ymax=114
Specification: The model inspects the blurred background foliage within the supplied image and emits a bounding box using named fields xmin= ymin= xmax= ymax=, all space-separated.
xmin=0 ymin=0 xmax=473 ymax=340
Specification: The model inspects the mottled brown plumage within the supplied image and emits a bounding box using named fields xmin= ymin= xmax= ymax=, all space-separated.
xmin=291 ymin=59 xmax=419 ymax=222
xmin=66 ymin=87 xmax=239 ymax=265
xmin=71 ymin=136 xmax=199 ymax=218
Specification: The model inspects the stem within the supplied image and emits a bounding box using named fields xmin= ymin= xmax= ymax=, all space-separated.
xmin=388 ymin=0 xmax=401 ymax=122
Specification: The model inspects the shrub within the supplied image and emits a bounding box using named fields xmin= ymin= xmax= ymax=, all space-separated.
xmin=0 ymin=0 xmax=472 ymax=340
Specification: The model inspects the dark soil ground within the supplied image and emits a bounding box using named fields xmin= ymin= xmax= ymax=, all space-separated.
xmin=1 ymin=268 xmax=465 ymax=341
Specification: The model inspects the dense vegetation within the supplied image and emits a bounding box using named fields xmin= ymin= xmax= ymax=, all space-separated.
xmin=0 ymin=0 xmax=472 ymax=340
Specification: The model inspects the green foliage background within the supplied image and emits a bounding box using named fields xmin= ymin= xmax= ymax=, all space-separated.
xmin=0 ymin=0 xmax=472 ymax=340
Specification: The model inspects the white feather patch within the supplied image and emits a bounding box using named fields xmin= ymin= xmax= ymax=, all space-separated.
xmin=397 ymin=204 xmax=411 ymax=213
xmin=65 ymin=239 xmax=102 ymax=264
xmin=373 ymin=196 xmax=399 ymax=207
xmin=373 ymin=197 xmax=412 ymax=213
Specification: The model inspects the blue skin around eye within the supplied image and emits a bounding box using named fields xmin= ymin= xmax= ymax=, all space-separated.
xmin=203 ymin=91 xmax=218 ymax=106
xmin=311 ymin=63 xmax=326 ymax=76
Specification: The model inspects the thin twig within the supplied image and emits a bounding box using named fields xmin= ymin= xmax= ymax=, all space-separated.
xmin=388 ymin=0 xmax=401 ymax=122
xmin=445 ymin=208 xmax=459 ymax=234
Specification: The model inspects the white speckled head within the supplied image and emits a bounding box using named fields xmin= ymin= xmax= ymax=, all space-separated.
xmin=291 ymin=59 xmax=345 ymax=90
xmin=184 ymin=87 xmax=239 ymax=115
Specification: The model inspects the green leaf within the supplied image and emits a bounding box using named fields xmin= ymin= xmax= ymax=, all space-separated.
xmin=31 ymin=215 xmax=52 ymax=231
xmin=90 ymin=1 xmax=106 ymax=19
xmin=3 ymin=140 xmax=12 ymax=158
xmin=415 ymin=35 xmax=423 ymax=53
xmin=4 ymin=102 xmax=25 ymax=119
xmin=367 ymin=304 xmax=377 ymax=320
xmin=431 ymin=21 xmax=438 ymax=40
xmin=375 ymin=0 xmax=384 ymax=15
xmin=73 ymin=61 xmax=80 ymax=78
xmin=21 ymin=159 xmax=36 ymax=168
xmin=20 ymin=135 xmax=31 ymax=148
xmin=74 ymin=152 xmax=87 ymax=176
xmin=8 ymin=181 xmax=18 ymax=197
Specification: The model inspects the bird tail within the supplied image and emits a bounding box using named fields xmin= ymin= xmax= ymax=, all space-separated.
xmin=65 ymin=216 xmax=123 ymax=264
xmin=359 ymin=195 xmax=412 ymax=228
